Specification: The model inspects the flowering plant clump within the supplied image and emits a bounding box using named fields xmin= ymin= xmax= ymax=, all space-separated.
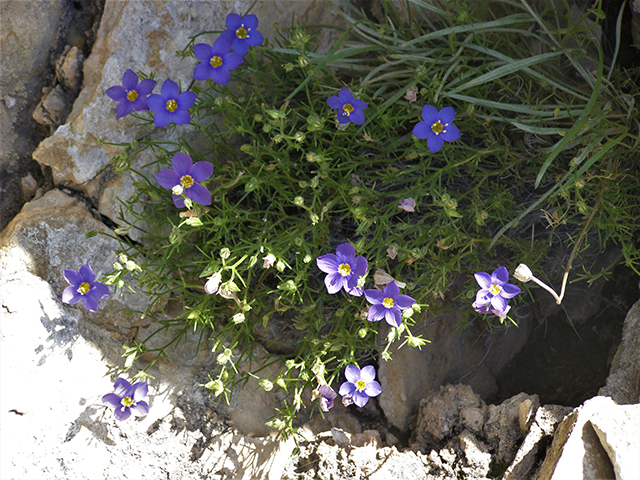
xmin=93 ymin=0 xmax=640 ymax=442
xmin=62 ymin=264 xmax=110 ymax=312
xmin=106 ymin=69 xmax=157 ymax=119
xmin=102 ymin=378 xmax=149 ymax=421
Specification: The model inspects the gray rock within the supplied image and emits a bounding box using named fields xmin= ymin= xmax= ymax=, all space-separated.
xmin=458 ymin=430 xmax=491 ymax=479
xmin=378 ymin=309 xmax=532 ymax=430
xmin=599 ymin=299 xmax=640 ymax=404
xmin=534 ymin=396 xmax=621 ymax=480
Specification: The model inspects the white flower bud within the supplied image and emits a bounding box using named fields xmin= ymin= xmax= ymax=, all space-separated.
xmin=262 ymin=253 xmax=276 ymax=268
xmin=220 ymin=248 xmax=231 ymax=260
xmin=513 ymin=264 xmax=533 ymax=282
xmin=231 ymin=312 xmax=245 ymax=324
xmin=172 ymin=185 xmax=184 ymax=196
xmin=204 ymin=272 xmax=222 ymax=294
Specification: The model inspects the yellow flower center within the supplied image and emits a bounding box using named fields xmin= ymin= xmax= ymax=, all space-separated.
xmin=343 ymin=103 xmax=354 ymax=116
xmin=490 ymin=284 xmax=501 ymax=295
xmin=166 ymin=99 xmax=178 ymax=112
xmin=355 ymin=380 xmax=366 ymax=391
xmin=382 ymin=297 xmax=395 ymax=308
xmin=210 ymin=55 xmax=223 ymax=68
xmin=121 ymin=397 xmax=133 ymax=408
xmin=77 ymin=282 xmax=90 ymax=295
xmin=180 ymin=175 xmax=194 ymax=188
xmin=236 ymin=27 xmax=248 ymax=39
xmin=338 ymin=263 xmax=351 ymax=276
xmin=127 ymin=90 xmax=138 ymax=101
xmin=431 ymin=120 xmax=444 ymax=135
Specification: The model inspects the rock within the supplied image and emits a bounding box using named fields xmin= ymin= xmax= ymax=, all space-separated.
xmin=483 ymin=392 xmax=539 ymax=465
xmin=410 ymin=384 xmax=486 ymax=451
xmin=378 ymin=309 xmax=532 ymax=430
xmin=599 ymin=299 xmax=640 ymax=404
xmin=56 ymin=45 xmax=85 ymax=92
xmin=533 ymin=396 xmax=623 ymax=480
xmin=20 ymin=173 xmax=38 ymax=200
xmin=458 ymin=430 xmax=492 ymax=479
xmin=33 ymin=84 xmax=71 ymax=126
xmin=503 ymin=404 xmax=573 ymax=480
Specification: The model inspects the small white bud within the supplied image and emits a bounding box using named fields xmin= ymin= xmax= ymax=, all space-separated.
xmin=514 ymin=264 xmax=533 ymax=282
xmin=172 ymin=185 xmax=184 ymax=196
xmin=204 ymin=272 xmax=222 ymax=294
xmin=231 ymin=312 xmax=245 ymax=324
xmin=220 ymin=248 xmax=231 ymax=260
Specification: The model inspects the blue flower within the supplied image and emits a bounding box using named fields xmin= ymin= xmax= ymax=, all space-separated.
xmin=316 ymin=242 xmax=368 ymax=296
xmin=193 ymin=36 xmax=244 ymax=85
xmin=146 ymin=79 xmax=197 ymax=127
xmin=106 ymin=69 xmax=156 ymax=119
xmin=472 ymin=266 xmax=520 ymax=318
xmin=155 ymin=153 xmax=213 ymax=208
xmin=339 ymin=365 xmax=382 ymax=408
xmin=102 ymin=378 xmax=149 ymax=421
xmin=364 ymin=281 xmax=416 ymax=328
xmin=413 ymin=105 xmax=461 ymax=153
xmin=61 ymin=264 xmax=110 ymax=312
xmin=221 ymin=13 xmax=264 ymax=56
xmin=327 ymin=88 xmax=368 ymax=125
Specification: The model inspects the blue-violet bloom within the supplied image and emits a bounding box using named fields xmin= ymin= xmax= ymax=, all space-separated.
xmin=316 ymin=242 xmax=368 ymax=296
xmin=327 ymin=87 xmax=368 ymax=125
xmin=146 ymin=79 xmax=197 ymax=127
xmin=339 ymin=365 xmax=382 ymax=408
xmin=413 ymin=105 xmax=461 ymax=153
xmin=472 ymin=266 xmax=520 ymax=317
xmin=193 ymin=36 xmax=244 ymax=85
xmin=62 ymin=264 xmax=110 ymax=312
xmin=220 ymin=13 xmax=264 ymax=56
xmin=102 ymin=378 xmax=149 ymax=421
xmin=155 ymin=152 xmax=213 ymax=208
xmin=105 ymin=69 xmax=157 ymax=119
xmin=364 ymin=281 xmax=416 ymax=328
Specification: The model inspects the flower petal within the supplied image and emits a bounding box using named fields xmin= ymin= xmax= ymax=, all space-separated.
xmin=106 ymin=86 xmax=126 ymax=102
xmin=194 ymin=63 xmax=213 ymax=81
xmin=102 ymin=393 xmax=122 ymax=409
xmin=63 ymin=269 xmax=81 ymax=286
xmin=421 ymin=104 xmax=438 ymax=124
xmin=351 ymin=99 xmax=368 ymax=111
xmin=130 ymin=401 xmax=149 ymax=417
xmin=210 ymin=67 xmax=231 ymax=86
xmin=213 ymin=35 xmax=232 ymax=53
xmin=173 ymin=194 xmax=186 ymax=209
xmin=501 ymin=283 xmax=521 ymax=299
xmin=491 ymin=294 xmax=508 ymax=312
xmin=412 ymin=121 xmax=431 ymax=139
xmin=131 ymin=382 xmax=148 ymax=402
xmin=79 ymin=264 xmax=96 ymax=283
xmin=327 ymin=96 xmax=342 ymax=109
xmin=385 ymin=308 xmax=402 ymax=327
xmin=324 ymin=271 xmax=345 ymax=294
xmin=113 ymin=378 xmax=131 ymax=396
xmin=160 ymin=78 xmax=179 ymax=99
xmin=226 ymin=13 xmax=242 ymax=29
xmin=223 ymin=52 xmax=244 ymax=71
xmin=122 ymin=69 xmax=139 ymax=90
xmin=337 ymin=111 xmax=351 ymax=124
xmin=171 ymin=108 xmax=191 ymax=126
xmin=82 ymin=294 xmax=100 ymax=312
xmin=172 ymin=153 xmax=193 ymax=176
xmin=367 ymin=304 xmax=387 ymax=322
xmin=246 ymin=30 xmax=264 ymax=47
xmin=146 ymin=94 xmax=166 ymax=112
xmin=338 ymin=87 xmax=354 ymax=103
xmin=383 ymin=280 xmax=400 ymax=298
xmin=352 ymin=256 xmax=368 ymax=277
xmin=396 ymin=294 xmax=416 ymax=309
xmin=115 ymin=101 xmax=134 ymax=119
xmin=153 ymin=110 xmax=172 ymax=128
xmin=62 ymin=286 xmax=81 ymax=305
xmin=344 ymin=365 xmax=361 ymax=383
xmin=427 ymin=134 xmax=444 ymax=153
xmin=243 ymin=14 xmax=259 ymax=30
xmin=90 ymin=282 xmax=110 ymax=300
xmin=316 ymin=253 xmax=339 ymax=273
xmin=190 ymin=161 xmax=213 ymax=182
xmin=114 ymin=406 xmax=131 ymax=421
xmin=491 ymin=266 xmax=509 ymax=286
xmin=438 ymin=106 xmax=456 ymax=124
xmin=339 ymin=381 xmax=355 ymax=397
xmin=335 ymin=243 xmax=356 ymax=261
xmin=364 ymin=380 xmax=382 ymax=397
xmin=360 ymin=365 xmax=376 ymax=383
xmin=155 ymin=169 xmax=180 ymax=189
xmin=232 ymin=38 xmax=250 ymax=56
xmin=193 ymin=43 xmax=213 ymax=63
xmin=441 ymin=124 xmax=461 ymax=142
xmin=352 ymin=391 xmax=369 ymax=407
xmin=364 ymin=289 xmax=385 ymax=305
xmin=349 ymin=110 xmax=366 ymax=125
xmin=177 ymin=91 xmax=197 ymax=109
xmin=475 ymin=289 xmax=491 ymax=305
xmin=474 ymin=272 xmax=492 ymax=289
xmin=186 ymin=182 xmax=211 ymax=206
xmin=136 ymin=78 xmax=156 ymax=96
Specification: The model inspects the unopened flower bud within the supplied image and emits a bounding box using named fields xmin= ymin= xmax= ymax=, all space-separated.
xmin=220 ymin=248 xmax=231 ymax=260
xmin=260 ymin=379 xmax=273 ymax=391
xmin=172 ymin=185 xmax=184 ymax=196
xmin=204 ymin=272 xmax=222 ymax=294
xmin=231 ymin=312 xmax=245 ymax=324
xmin=513 ymin=264 xmax=533 ymax=283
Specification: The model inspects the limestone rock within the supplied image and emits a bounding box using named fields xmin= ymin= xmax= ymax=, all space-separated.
xmin=379 ymin=308 xmax=532 ymax=430
xmin=534 ymin=396 xmax=622 ymax=480
xmin=599 ymin=299 xmax=640 ymax=404
xmin=458 ymin=430 xmax=492 ymax=479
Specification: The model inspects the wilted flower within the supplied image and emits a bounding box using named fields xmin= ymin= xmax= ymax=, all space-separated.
xmin=327 ymin=87 xmax=368 ymax=125
xmin=62 ymin=264 xmax=110 ymax=312
xmin=312 ymin=384 xmax=337 ymax=412
xmin=193 ymin=36 xmax=244 ymax=85
xmin=397 ymin=198 xmax=416 ymax=212
xmin=472 ymin=266 xmax=521 ymax=317
xmin=262 ymin=253 xmax=276 ymax=268
xmin=146 ymin=78 xmax=196 ymax=127
xmin=413 ymin=105 xmax=461 ymax=153
xmin=339 ymin=365 xmax=382 ymax=408
xmin=316 ymin=242 xmax=368 ymax=296
xmin=155 ymin=153 xmax=213 ymax=208
xmin=364 ymin=281 xmax=416 ymax=328
xmin=106 ymin=69 xmax=156 ymax=119
xmin=102 ymin=378 xmax=149 ymax=421
xmin=205 ymin=272 xmax=222 ymax=294
xmin=221 ymin=13 xmax=264 ymax=56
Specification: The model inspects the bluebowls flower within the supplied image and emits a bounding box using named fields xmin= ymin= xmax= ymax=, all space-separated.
xmin=193 ymin=36 xmax=244 ymax=85
xmin=316 ymin=242 xmax=368 ymax=296
xmin=413 ymin=105 xmax=461 ymax=153
xmin=102 ymin=378 xmax=149 ymax=421
xmin=146 ymin=79 xmax=197 ymax=127
xmin=327 ymin=87 xmax=368 ymax=125
xmin=106 ymin=69 xmax=157 ymax=119
xmin=61 ymin=264 xmax=110 ymax=312
xmin=364 ymin=281 xmax=416 ymax=327
xmin=221 ymin=13 xmax=264 ymax=56
xmin=339 ymin=365 xmax=382 ymax=408
xmin=472 ymin=266 xmax=521 ymax=318
xmin=155 ymin=153 xmax=213 ymax=208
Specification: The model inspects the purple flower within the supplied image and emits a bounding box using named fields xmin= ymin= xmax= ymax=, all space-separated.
xmin=193 ymin=36 xmax=244 ymax=85
xmin=472 ymin=266 xmax=521 ymax=317
xmin=106 ymin=69 xmax=157 ymax=119
xmin=220 ymin=13 xmax=264 ymax=56
xmin=339 ymin=365 xmax=382 ymax=408
xmin=314 ymin=384 xmax=338 ymax=412
xmin=316 ymin=242 xmax=368 ymax=296
xmin=364 ymin=281 xmax=416 ymax=328
xmin=397 ymin=198 xmax=416 ymax=212
xmin=327 ymin=88 xmax=368 ymax=125
xmin=146 ymin=79 xmax=197 ymax=127
xmin=155 ymin=152 xmax=213 ymax=208
xmin=102 ymin=378 xmax=149 ymax=421
xmin=413 ymin=105 xmax=461 ymax=153
xmin=61 ymin=264 xmax=110 ymax=312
